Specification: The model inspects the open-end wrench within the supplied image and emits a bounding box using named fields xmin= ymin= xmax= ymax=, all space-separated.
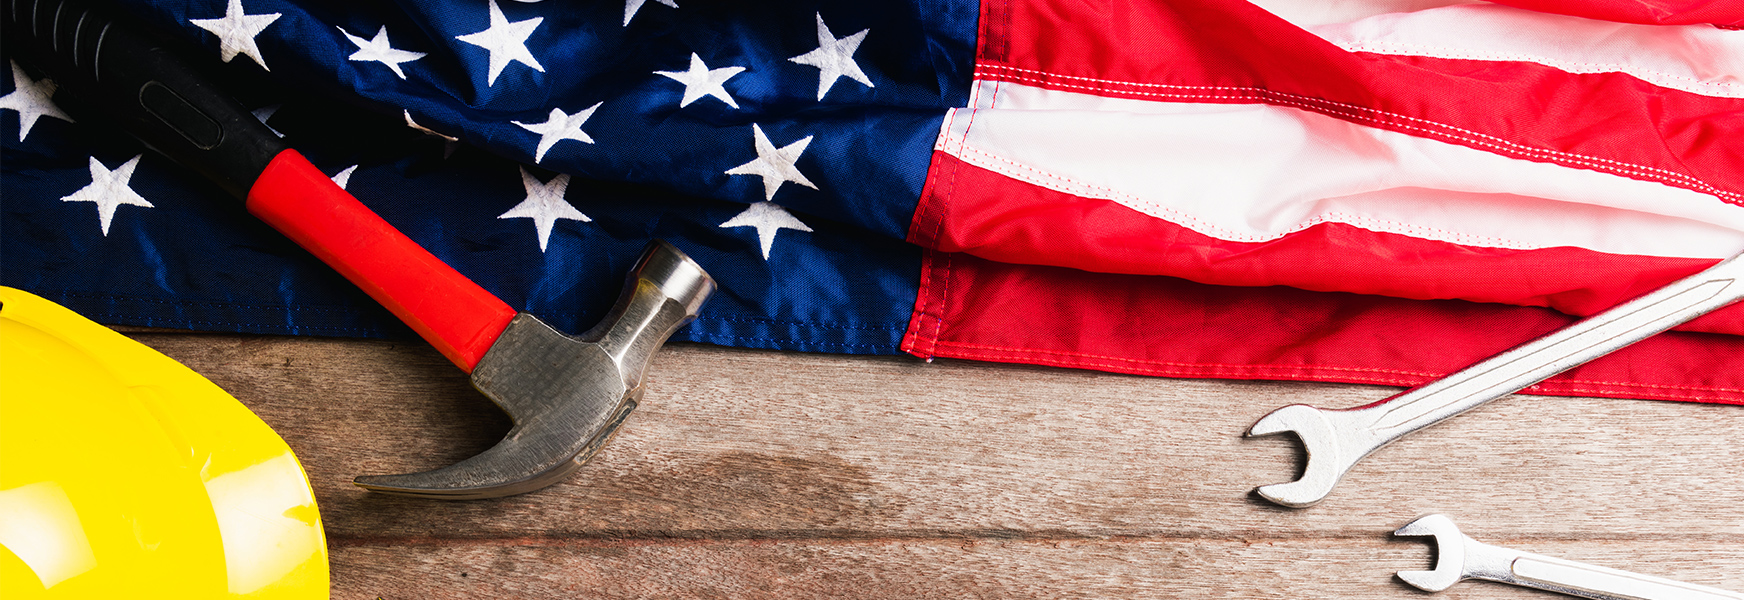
xmin=1395 ymin=514 xmax=1744 ymax=600
xmin=1246 ymin=252 xmax=1744 ymax=507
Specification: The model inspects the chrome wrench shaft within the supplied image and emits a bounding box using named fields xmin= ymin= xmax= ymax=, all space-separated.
xmin=1248 ymin=253 xmax=1744 ymax=507
xmin=1396 ymin=514 xmax=1744 ymax=600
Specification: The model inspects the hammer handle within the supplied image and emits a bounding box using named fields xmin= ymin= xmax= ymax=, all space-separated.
xmin=247 ymin=151 xmax=517 ymax=371
xmin=5 ymin=0 xmax=516 ymax=371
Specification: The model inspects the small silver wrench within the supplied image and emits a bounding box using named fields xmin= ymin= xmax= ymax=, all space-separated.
xmin=1395 ymin=514 xmax=1744 ymax=600
xmin=1247 ymin=253 xmax=1744 ymax=507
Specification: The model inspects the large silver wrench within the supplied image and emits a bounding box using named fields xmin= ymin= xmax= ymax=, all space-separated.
xmin=1395 ymin=514 xmax=1744 ymax=600
xmin=1247 ymin=253 xmax=1744 ymax=507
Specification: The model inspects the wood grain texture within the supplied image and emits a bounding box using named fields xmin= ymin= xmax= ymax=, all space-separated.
xmin=329 ymin=540 xmax=1744 ymax=599
xmin=126 ymin=334 xmax=1744 ymax=599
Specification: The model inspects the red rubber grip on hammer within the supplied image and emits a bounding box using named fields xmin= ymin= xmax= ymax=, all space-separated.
xmin=246 ymin=149 xmax=517 ymax=372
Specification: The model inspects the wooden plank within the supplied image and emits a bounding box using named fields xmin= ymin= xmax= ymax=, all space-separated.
xmin=331 ymin=540 xmax=1744 ymax=599
xmin=124 ymin=333 xmax=1744 ymax=598
xmin=128 ymin=334 xmax=1744 ymax=538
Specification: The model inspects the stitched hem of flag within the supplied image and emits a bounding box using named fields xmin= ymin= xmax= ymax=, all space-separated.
xmin=923 ymin=340 xmax=1744 ymax=405
xmin=678 ymin=315 xmax=906 ymax=355
xmin=900 ymin=250 xmax=1744 ymax=405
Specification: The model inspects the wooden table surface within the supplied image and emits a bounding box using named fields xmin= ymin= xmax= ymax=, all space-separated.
xmin=128 ymin=331 xmax=1743 ymax=599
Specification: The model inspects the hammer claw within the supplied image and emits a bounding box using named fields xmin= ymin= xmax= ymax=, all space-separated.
xmin=356 ymin=241 xmax=714 ymax=499
xmin=354 ymin=399 xmax=637 ymax=499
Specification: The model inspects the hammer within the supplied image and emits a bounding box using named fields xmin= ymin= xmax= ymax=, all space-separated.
xmin=5 ymin=0 xmax=715 ymax=499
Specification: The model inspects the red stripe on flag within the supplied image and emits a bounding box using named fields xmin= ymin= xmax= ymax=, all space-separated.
xmin=902 ymin=249 xmax=1744 ymax=405
xmin=972 ymin=0 xmax=1744 ymax=205
xmin=910 ymin=151 xmax=1744 ymax=336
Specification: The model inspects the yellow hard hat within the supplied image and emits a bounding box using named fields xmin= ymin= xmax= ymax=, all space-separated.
xmin=0 ymin=287 xmax=327 ymax=598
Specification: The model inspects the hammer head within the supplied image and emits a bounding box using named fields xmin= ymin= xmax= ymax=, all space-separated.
xmin=1393 ymin=514 xmax=1467 ymax=592
xmin=354 ymin=241 xmax=714 ymax=499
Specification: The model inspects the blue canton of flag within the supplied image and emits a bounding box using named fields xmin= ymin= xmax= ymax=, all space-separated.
xmin=1 ymin=0 xmax=980 ymax=354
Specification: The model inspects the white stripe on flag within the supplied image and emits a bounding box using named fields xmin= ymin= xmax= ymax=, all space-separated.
xmin=1276 ymin=2 xmax=1744 ymax=98
xmin=938 ymin=80 xmax=1744 ymax=260
xmin=1246 ymin=0 xmax=1478 ymax=27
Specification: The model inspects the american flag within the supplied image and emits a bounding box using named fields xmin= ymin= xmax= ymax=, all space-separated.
xmin=3 ymin=0 xmax=1741 ymax=402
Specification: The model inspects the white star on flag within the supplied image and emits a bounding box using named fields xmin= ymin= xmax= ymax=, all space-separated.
xmin=331 ymin=165 xmax=359 ymax=189
xmin=720 ymin=201 xmax=813 ymax=260
xmin=788 ymin=13 xmax=873 ymax=100
xmin=62 ymin=155 xmax=153 ymax=237
xmin=189 ymin=0 xmax=281 ymax=70
xmin=655 ymin=53 xmax=745 ymax=109
xmin=725 ymin=124 xmax=816 ymax=201
xmin=456 ymin=0 xmax=546 ymax=86
xmin=623 ymin=0 xmax=678 ymax=26
xmin=514 ymin=103 xmax=601 ymax=163
xmin=1 ymin=61 xmax=73 ymax=142
xmin=340 ymin=26 xmax=426 ymax=79
xmin=498 ymin=168 xmax=590 ymax=252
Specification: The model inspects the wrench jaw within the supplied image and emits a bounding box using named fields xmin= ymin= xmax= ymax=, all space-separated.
xmin=1394 ymin=514 xmax=1468 ymax=593
xmin=1246 ymin=404 xmax=1350 ymax=508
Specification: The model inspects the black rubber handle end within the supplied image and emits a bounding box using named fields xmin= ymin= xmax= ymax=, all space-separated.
xmin=2 ymin=0 xmax=289 ymax=200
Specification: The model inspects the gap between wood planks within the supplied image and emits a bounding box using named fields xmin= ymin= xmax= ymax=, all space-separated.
xmin=321 ymin=531 xmax=1738 ymax=548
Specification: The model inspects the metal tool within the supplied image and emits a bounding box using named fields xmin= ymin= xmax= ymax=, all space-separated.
xmin=1395 ymin=514 xmax=1744 ymax=600
xmin=4 ymin=0 xmax=715 ymax=499
xmin=1246 ymin=252 xmax=1744 ymax=508
xmin=353 ymin=241 xmax=713 ymax=499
